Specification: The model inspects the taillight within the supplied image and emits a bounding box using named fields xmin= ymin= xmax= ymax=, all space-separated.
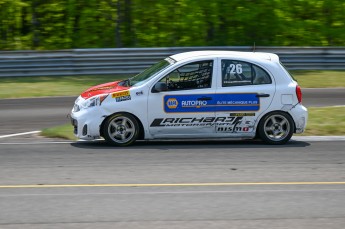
xmin=296 ymin=85 xmax=302 ymax=103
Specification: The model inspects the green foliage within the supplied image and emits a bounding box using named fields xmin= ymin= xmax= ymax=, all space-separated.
xmin=0 ymin=0 xmax=345 ymax=50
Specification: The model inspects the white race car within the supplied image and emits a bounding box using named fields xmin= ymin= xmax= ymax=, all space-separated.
xmin=71 ymin=51 xmax=307 ymax=146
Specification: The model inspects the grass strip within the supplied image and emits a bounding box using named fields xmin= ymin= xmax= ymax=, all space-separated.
xmin=41 ymin=124 xmax=77 ymax=140
xmin=40 ymin=106 xmax=345 ymax=141
xmin=291 ymin=70 xmax=345 ymax=88
xmin=0 ymin=75 xmax=129 ymax=99
xmin=300 ymin=106 xmax=345 ymax=136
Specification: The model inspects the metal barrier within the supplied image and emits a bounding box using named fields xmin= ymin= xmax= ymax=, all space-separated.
xmin=0 ymin=46 xmax=344 ymax=77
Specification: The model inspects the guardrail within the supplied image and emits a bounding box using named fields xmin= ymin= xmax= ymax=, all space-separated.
xmin=0 ymin=46 xmax=344 ymax=77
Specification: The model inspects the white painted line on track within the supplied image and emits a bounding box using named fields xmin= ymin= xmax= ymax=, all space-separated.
xmin=292 ymin=136 xmax=345 ymax=141
xmin=1 ymin=181 xmax=345 ymax=189
xmin=0 ymin=131 xmax=41 ymax=139
xmin=0 ymin=141 xmax=75 ymax=145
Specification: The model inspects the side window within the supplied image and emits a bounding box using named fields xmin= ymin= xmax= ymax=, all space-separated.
xmin=159 ymin=60 xmax=213 ymax=91
xmin=252 ymin=65 xmax=272 ymax=85
xmin=222 ymin=60 xmax=251 ymax=86
xmin=222 ymin=60 xmax=271 ymax=87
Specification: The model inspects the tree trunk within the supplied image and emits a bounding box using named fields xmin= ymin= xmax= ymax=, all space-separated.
xmin=31 ymin=0 xmax=40 ymax=48
xmin=116 ymin=0 xmax=122 ymax=47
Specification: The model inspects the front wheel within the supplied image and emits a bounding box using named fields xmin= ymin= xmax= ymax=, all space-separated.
xmin=258 ymin=112 xmax=294 ymax=145
xmin=102 ymin=113 xmax=139 ymax=146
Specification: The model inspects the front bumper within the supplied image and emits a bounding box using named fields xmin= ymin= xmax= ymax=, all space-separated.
xmin=70 ymin=107 xmax=105 ymax=140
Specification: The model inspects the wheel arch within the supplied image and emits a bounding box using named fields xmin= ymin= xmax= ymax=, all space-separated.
xmin=255 ymin=110 xmax=296 ymax=137
xmin=100 ymin=111 xmax=145 ymax=140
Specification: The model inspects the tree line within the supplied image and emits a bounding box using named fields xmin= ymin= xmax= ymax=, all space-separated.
xmin=0 ymin=0 xmax=344 ymax=50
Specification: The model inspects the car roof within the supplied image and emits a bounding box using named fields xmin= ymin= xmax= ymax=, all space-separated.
xmin=170 ymin=51 xmax=279 ymax=63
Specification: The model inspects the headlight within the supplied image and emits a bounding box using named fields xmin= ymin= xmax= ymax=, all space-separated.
xmin=73 ymin=104 xmax=80 ymax=112
xmin=77 ymin=94 xmax=109 ymax=111
xmin=80 ymin=97 xmax=99 ymax=109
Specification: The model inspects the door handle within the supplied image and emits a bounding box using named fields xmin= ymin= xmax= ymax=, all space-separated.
xmin=256 ymin=93 xmax=270 ymax=98
xmin=197 ymin=97 xmax=212 ymax=101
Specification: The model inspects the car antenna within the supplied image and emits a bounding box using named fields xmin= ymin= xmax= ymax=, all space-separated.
xmin=253 ymin=42 xmax=256 ymax=52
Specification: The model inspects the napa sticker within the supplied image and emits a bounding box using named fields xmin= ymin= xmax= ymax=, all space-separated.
xmin=166 ymin=98 xmax=178 ymax=109
xmin=164 ymin=94 xmax=259 ymax=113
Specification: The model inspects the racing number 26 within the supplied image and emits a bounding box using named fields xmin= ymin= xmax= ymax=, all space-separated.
xmin=227 ymin=64 xmax=243 ymax=74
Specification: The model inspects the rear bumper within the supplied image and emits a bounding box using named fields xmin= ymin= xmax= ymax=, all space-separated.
xmin=289 ymin=104 xmax=308 ymax=134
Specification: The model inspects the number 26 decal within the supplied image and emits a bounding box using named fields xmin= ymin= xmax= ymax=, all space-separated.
xmin=227 ymin=64 xmax=243 ymax=74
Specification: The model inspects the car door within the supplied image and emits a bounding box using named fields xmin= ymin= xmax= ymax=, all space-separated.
xmin=148 ymin=59 xmax=217 ymax=138
xmin=214 ymin=58 xmax=276 ymax=136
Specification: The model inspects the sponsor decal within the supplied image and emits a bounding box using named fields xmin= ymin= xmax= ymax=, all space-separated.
xmin=150 ymin=116 xmax=254 ymax=133
xmin=115 ymin=96 xmax=131 ymax=102
xmin=136 ymin=91 xmax=144 ymax=96
xmin=164 ymin=94 xmax=259 ymax=113
xmin=217 ymin=126 xmax=250 ymax=132
xmin=150 ymin=116 xmax=243 ymax=127
xmin=166 ymin=98 xmax=178 ymax=109
xmin=112 ymin=90 xmax=130 ymax=98
xmin=216 ymin=119 xmax=254 ymax=133
xmin=112 ymin=90 xmax=131 ymax=102
xmin=230 ymin=113 xmax=255 ymax=117
xmin=182 ymin=100 xmax=207 ymax=107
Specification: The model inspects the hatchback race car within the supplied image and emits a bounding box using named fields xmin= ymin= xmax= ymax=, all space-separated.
xmin=70 ymin=51 xmax=307 ymax=146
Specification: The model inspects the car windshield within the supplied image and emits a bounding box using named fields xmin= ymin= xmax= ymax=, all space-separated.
xmin=120 ymin=58 xmax=175 ymax=87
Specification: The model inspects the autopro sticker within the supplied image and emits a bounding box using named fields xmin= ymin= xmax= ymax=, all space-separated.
xmin=164 ymin=93 xmax=259 ymax=113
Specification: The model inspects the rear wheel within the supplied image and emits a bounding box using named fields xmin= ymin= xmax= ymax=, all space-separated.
xmin=258 ymin=112 xmax=294 ymax=145
xmin=102 ymin=113 xmax=139 ymax=146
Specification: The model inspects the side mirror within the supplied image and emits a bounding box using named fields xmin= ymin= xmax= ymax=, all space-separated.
xmin=152 ymin=82 xmax=168 ymax=93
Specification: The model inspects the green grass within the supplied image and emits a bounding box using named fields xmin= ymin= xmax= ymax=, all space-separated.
xmin=300 ymin=106 xmax=345 ymax=136
xmin=0 ymin=71 xmax=344 ymax=99
xmin=0 ymin=75 xmax=131 ymax=99
xmin=41 ymin=124 xmax=77 ymax=140
xmin=291 ymin=70 xmax=345 ymax=88
xmin=40 ymin=106 xmax=345 ymax=140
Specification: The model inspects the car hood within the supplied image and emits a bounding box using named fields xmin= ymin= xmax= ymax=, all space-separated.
xmin=81 ymin=81 xmax=130 ymax=99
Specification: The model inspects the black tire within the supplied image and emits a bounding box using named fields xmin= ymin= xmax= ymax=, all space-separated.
xmin=102 ymin=113 xmax=139 ymax=146
xmin=258 ymin=111 xmax=294 ymax=145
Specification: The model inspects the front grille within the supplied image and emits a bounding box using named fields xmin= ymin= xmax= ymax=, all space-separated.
xmin=71 ymin=118 xmax=78 ymax=134
xmin=82 ymin=124 xmax=88 ymax=136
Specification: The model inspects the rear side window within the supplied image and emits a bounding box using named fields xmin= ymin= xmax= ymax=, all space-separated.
xmin=222 ymin=60 xmax=272 ymax=87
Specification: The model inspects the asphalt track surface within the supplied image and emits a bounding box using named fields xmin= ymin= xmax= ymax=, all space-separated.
xmin=1 ymin=139 xmax=345 ymax=229
xmin=0 ymin=88 xmax=345 ymax=228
